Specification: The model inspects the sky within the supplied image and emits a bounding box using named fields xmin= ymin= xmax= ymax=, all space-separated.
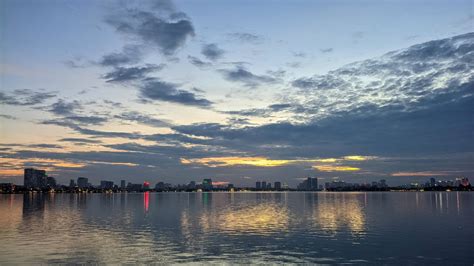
xmin=0 ymin=0 xmax=473 ymax=187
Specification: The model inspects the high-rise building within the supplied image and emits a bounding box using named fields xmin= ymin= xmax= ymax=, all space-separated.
xmin=202 ymin=179 xmax=213 ymax=190
xmin=430 ymin=178 xmax=436 ymax=187
xmin=298 ymin=177 xmax=318 ymax=191
xmin=24 ymin=168 xmax=47 ymax=189
xmin=46 ymin=176 xmax=57 ymax=188
xmin=256 ymin=181 xmax=261 ymax=190
xmin=77 ymin=177 xmax=89 ymax=188
xmin=120 ymin=180 xmax=126 ymax=189
xmin=69 ymin=179 xmax=76 ymax=188
xmin=274 ymin=182 xmax=282 ymax=190
xmin=100 ymin=180 xmax=114 ymax=189
xmin=261 ymin=181 xmax=267 ymax=190
xmin=267 ymin=183 xmax=271 ymax=189
xmin=143 ymin=181 xmax=150 ymax=190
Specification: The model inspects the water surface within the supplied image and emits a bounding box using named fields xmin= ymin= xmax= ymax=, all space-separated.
xmin=0 ymin=192 xmax=472 ymax=264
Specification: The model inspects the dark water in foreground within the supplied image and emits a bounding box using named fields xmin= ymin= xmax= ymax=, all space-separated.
xmin=0 ymin=192 xmax=473 ymax=264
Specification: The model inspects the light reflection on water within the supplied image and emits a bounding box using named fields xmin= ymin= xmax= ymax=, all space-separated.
xmin=0 ymin=192 xmax=473 ymax=264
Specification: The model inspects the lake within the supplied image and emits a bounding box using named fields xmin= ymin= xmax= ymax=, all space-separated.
xmin=0 ymin=192 xmax=472 ymax=264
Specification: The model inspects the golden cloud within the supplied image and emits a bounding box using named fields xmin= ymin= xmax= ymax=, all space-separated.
xmin=181 ymin=155 xmax=374 ymax=169
xmin=313 ymin=165 xmax=361 ymax=172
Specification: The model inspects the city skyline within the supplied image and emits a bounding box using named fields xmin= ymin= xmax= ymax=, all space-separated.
xmin=0 ymin=167 xmax=470 ymax=194
xmin=1 ymin=0 xmax=473 ymax=187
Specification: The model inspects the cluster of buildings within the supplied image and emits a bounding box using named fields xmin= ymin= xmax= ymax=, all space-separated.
xmin=403 ymin=177 xmax=471 ymax=190
xmin=0 ymin=167 xmax=472 ymax=194
xmin=324 ymin=179 xmax=388 ymax=191
xmin=24 ymin=168 xmax=57 ymax=190
xmin=255 ymin=181 xmax=285 ymax=191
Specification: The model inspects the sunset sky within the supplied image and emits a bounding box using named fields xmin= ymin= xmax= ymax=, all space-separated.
xmin=1 ymin=0 xmax=473 ymax=186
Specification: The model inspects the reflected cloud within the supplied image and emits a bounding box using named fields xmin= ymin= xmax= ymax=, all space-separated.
xmin=181 ymin=201 xmax=289 ymax=236
xmin=312 ymin=194 xmax=366 ymax=235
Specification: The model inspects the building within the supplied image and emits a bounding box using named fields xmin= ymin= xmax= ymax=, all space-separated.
xmin=120 ymin=180 xmax=126 ymax=189
xmin=298 ymin=177 xmax=318 ymax=191
xmin=77 ymin=177 xmax=89 ymax=188
xmin=69 ymin=179 xmax=76 ymax=188
xmin=261 ymin=181 xmax=267 ymax=190
xmin=0 ymin=183 xmax=15 ymax=193
xmin=100 ymin=181 xmax=114 ymax=190
xmin=430 ymin=177 xmax=436 ymax=187
xmin=188 ymin=181 xmax=196 ymax=190
xmin=46 ymin=176 xmax=57 ymax=188
xmin=274 ymin=182 xmax=282 ymax=190
xmin=202 ymin=179 xmax=213 ymax=191
xmin=143 ymin=181 xmax=150 ymax=190
xmin=256 ymin=181 xmax=261 ymax=190
xmin=128 ymin=183 xmax=143 ymax=191
xmin=24 ymin=168 xmax=47 ymax=189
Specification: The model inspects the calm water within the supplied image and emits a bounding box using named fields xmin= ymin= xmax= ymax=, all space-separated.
xmin=0 ymin=192 xmax=473 ymax=264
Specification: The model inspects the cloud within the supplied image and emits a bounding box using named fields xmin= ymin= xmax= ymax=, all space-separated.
xmin=103 ymin=64 xmax=165 ymax=83
xmin=187 ymin=56 xmax=212 ymax=68
xmin=228 ymin=32 xmax=263 ymax=44
xmin=63 ymin=115 xmax=108 ymax=125
xmin=268 ymin=103 xmax=292 ymax=111
xmin=139 ymin=78 xmax=213 ymax=107
xmin=0 ymin=89 xmax=56 ymax=106
xmin=173 ymin=83 xmax=474 ymax=159
xmin=293 ymin=52 xmax=307 ymax=58
xmin=105 ymin=3 xmax=195 ymax=55
xmin=0 ymin=114 xmax=16 ymax=120
xmin=58 ymin=138 xmax=103 ymax=144
xmin=320 ymin=48 xmax=333 ymax=53
xmin=115 ymin=111 xmax=171 ymax=128
xmin=48 ymin=99 xmax=82 ymax=116
xmin=288 ymin=32 xmax=474 ymax=124
xmin=27 ymin=144 xmax=63 ymax=149
xmin=291 ymin=75 xmax=348 ymax=90
xmin=224 ymin=103 xmax=293 ymax=117
xmin=219 ymin=66 xmax=277 ymax=87
xmin=99 ymin=45 xmax=144 ymax=67
xmin=201 ymin=43 xmax=225 ymax=61
xmin=313 ymin=165 xmax=360 ymax=172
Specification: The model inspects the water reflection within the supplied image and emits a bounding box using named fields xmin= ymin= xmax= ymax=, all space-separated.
xmin=0 ymin=192 xmax=473 ymax=264
xmin=199 ymin=202 xmax=289 ymax=235
xmin=144 ymin=191 xmax=149 ymax=213
xmin=311 ymin=193 xmax=366 ymax=235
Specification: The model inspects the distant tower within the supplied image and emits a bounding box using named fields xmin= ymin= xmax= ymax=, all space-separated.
xmin=256 ymin=181 xmax=261 ymax=190
xmin=274 ymin=182 xmax=282 ymax=190
xmin=69 ymin=179 xmax=76 ymax=188
xmin=77 ymin=177 xmax=89 ymax=188
xmin=261 ymin=181 xmax=267 ymax=190
xmin=121 ymin=180 xmax=126 ymax=189
xmin=24 ymin=168 xmax=47 ymax=189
